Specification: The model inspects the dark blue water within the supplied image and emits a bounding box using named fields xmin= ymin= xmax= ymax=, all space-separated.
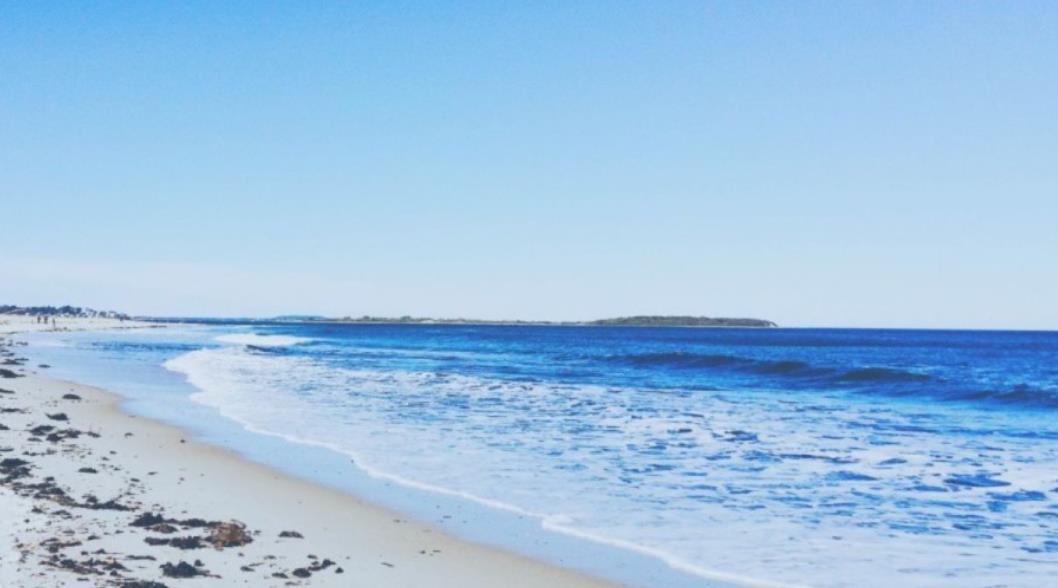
xmin=21 ymin=324 xmax=1058 ymax=587
xmin=262 ymin=324 xmax=1058 ymax=409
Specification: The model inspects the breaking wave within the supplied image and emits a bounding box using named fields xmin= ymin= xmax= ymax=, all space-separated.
xmin=609 ymin=351 xmax=925 ymax=383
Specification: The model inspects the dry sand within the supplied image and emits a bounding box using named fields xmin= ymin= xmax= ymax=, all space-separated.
xmin=0 ymin=316 xmax=619 ymax=587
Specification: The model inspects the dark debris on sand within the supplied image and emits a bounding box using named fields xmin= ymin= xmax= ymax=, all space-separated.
xmin=42 ymin=554 xmax=129 ymax=576
xmin=134 ymin=513 xmax=253 ymax=555
xmin=208 ymin=521 xmax=253 ymax=548
xmin=0 ymin=457 xmax=33 ymax=482
xmin=291 ymin=557 xmax=337 ymax=579
xmin=160 ymin=560 xmax=210 ymax=578
xmin=131 ymin=512 xmax=216 ymax=530
xmin=145 ymin=535 xmax=206 ymax=549
xmin=1 ymin=359 xmax=350 ymax=587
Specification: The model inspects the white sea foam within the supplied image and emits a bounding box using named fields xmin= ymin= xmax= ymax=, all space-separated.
xmin=163 ymin=348 xmax=807 ymax=588
xmin=214 ymin=333 xmax=312 ymax=347
xmin=162 ymin=345 xmax=1058 ymax=588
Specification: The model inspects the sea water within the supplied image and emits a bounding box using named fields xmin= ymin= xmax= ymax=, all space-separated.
xmin=17 ymin=323 xmax=1058 ymax=588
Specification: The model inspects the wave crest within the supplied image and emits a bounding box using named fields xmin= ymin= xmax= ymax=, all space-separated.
xmin=610 ymin=352 xmax=919 ymax=383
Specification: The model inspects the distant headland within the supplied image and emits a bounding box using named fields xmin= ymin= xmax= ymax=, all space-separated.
xmin=2 ymin=305 xmax=777 ymax=328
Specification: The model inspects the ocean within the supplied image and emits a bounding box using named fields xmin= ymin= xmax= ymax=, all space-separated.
xmin=17 ymin=323 xmax=1058 ymax=588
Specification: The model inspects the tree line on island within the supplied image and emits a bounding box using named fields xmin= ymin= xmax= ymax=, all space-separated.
xmin=0 ymin=305 xmax=130 ymax=320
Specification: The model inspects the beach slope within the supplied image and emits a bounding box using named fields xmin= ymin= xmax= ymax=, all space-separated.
xmin=0 ymin=318 xmax=616 ymax=587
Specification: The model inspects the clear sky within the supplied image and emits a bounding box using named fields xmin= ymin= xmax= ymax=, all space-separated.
xmin=2 ymin=2 xmax=1056 ymax=328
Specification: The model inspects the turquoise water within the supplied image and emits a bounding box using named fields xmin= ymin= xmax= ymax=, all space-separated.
xmin=18 ymin=323 xmax=1058 ymax=588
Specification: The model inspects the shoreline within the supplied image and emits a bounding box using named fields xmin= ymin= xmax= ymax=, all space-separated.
xmin=0 ymin=318 xmax=621 ymax=587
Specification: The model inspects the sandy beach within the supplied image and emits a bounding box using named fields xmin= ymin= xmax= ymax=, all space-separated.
xmin=0 ymin=317 xmax=618 ymax=587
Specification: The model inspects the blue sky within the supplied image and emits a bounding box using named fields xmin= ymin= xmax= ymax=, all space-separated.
xmin=2 ymin=2 xmax=1056 ymax=328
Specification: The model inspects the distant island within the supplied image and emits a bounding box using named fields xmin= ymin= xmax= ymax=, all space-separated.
xmin=287 ymin=315 xmax=778 ymax=328
xmin=586 ymin=316 xmax=777 ymax=328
